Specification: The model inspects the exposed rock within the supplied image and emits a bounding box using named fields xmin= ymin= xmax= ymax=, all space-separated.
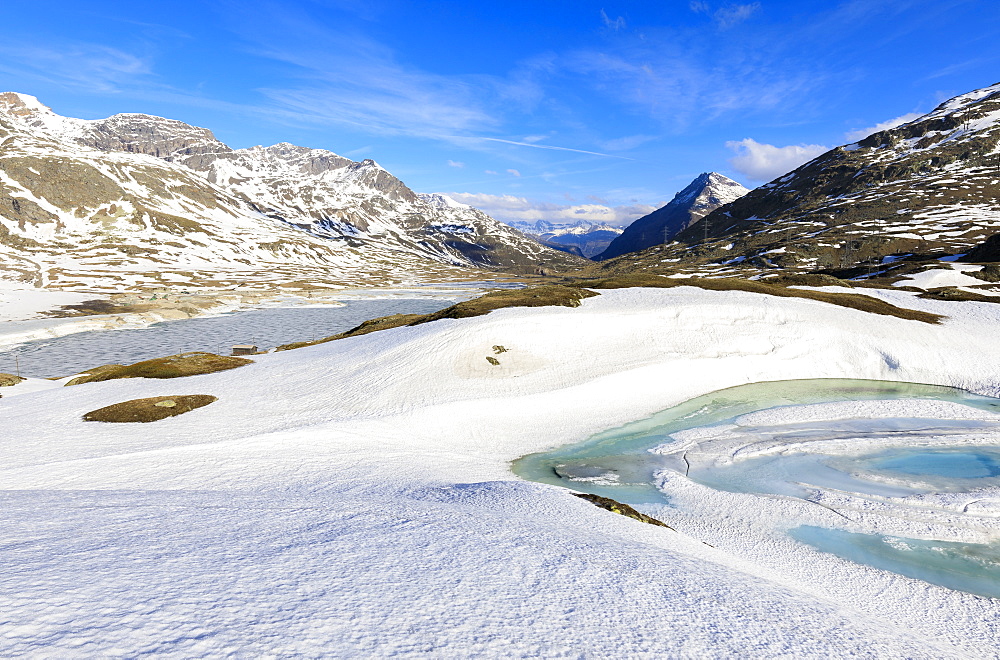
xmin=572 ymin=493 xmax=674 ymax=528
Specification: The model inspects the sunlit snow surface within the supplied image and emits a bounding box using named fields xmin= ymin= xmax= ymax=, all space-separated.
xmin=6 ymin=286 xmax=1000 ymax=656
xmin=515 ymin=379 xmax=1000 ymax=599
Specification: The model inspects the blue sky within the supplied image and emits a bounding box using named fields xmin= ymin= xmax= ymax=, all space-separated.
xmin=1 ymin=1 xmax=998 ymax=226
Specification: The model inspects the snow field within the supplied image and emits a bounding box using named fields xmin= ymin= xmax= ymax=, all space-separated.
xmin=3 ymin=286 xmax=1000 ymax=656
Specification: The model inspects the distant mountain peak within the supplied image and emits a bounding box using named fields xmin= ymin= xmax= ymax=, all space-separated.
xmin=594 ymin=172 xmax=748 ymax=260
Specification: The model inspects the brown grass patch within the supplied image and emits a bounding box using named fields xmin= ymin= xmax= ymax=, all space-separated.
xmin=276 ymin=313 xmax=426 ymax=351
xmin=67 ymin=352 xmax=252 ymax=386
xmin=0 ymin=372 xmax=25 ymax=387
xmin=580 ymin=275 xmax=943 ymax=324
xmin=83 ymin=394 xmax=217 ymax=423
xmin=765 ymin=273 xmax=853 ymax=288
xmin=412 ymin=284 xmax=599 ymax=324
xmin=276 ymin=285 xmax=599 ymax=351
xmin=918 ymin=287 xmax=1000 ymax=303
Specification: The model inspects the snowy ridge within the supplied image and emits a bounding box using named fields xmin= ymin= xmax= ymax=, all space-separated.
xmin=507 ymin=219 xmax=627 ymax=258
xmin=509 ymin=219 xmax=625 ymax=237
xmin=0 ymin=93 xmax=580 ymax=290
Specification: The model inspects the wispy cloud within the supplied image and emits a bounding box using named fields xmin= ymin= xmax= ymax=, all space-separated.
xmin=224 ymin=5 xmax=653 ymax=163
xmin=447 ymin=160 xmax=465 ymax=168
xmin=844 ymin=112 xmax=922 ymax=142
xmin=921 ymin=57 xmax=991 ymax=82
xmin=232 ymin=6 xmax=522 ymax=140
xmin=726 ymin=138 xmax=827 ymax=182
xmin=445 ymin=192 xmax=656 ymax=226
xmin=463 ymin=136 xmax=632 ymax=158
xmin=600 ymin=134 xmax=658 ymax=151
xmin=687 ymin=2 xmax=761 ymax=28
xmin=343 ymin=145 xmax=373 ymax=158
xmin=556 ymin=37 xmax=818 ymax=129
xmin=713 ymin=3 xmax=761 ymax=29
xmin=506 ymin=169 xmax=522 ymax=177
xmin=0 ymin=41 xmax=152 ymax=93
xmin=600 ymin=9 xmax=626 ymax=31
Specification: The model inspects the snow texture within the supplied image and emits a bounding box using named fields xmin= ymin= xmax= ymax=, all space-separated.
xmin=2 ymin=286 xmax=1000 ymax=657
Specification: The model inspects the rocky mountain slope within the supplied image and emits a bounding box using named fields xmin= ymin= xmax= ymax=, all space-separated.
xmin=593 ymin=83 xmax=1000 ymax=278
xmin=0 ymin=93 xmax=580 ymax=291
xmin=595 ymin=173 xmax=748 ymax=261
xmin=507 ymin=220 xmax=624 ymax=258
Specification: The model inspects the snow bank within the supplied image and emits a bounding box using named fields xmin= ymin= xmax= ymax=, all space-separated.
xmin=893 ymin=267 xmax=986 ymax=289
xmin=2 ymin=285 xmax=999 ymax=657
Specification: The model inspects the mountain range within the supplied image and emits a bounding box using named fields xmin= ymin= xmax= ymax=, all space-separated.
xmin=593 ymin=82 xmax=1000 ymax=278
xmin=6 ymin=81 xmax=1000 ymax=292
xmin=0 ymin=92 xmax=581 ymax=291
xmin=505 ymin=220 xmax=624 ymax=258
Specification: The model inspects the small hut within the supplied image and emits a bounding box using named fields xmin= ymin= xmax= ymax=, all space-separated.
xmin=231 ymin=344 xmax=258 ymax=356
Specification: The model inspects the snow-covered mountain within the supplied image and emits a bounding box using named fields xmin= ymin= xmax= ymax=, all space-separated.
xmin=596 ymin=82 xmax=1000 ymax=277
xmin=0 ymin=92 xmax=580 ymax=290
xmin=595 ymin=173 xmax=748 ymax=261
xmin=506 ymin=220 xmax=624 ymax=258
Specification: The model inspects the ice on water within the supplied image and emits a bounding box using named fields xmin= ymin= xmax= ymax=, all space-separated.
xmin=0 ymin=297 xmax=456 ymax=378
xmin=515 ymin=378 xmax=1000 ymax=598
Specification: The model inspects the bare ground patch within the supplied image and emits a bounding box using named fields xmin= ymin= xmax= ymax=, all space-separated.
xmin=83 ymin=394 xmax=217 ymax=422
xmin=67 ymin=352 xmax=252 ymax=386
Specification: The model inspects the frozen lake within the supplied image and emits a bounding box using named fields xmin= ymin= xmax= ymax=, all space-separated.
xmin=790 ymin=526 xmax=1000 ymax=600
xmin=0 ymin=296 xmax=459 ymax=379
xmin=513 ymin=378 xmax=1000 ymax=599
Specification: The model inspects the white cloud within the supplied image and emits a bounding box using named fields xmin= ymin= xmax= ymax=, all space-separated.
xmin=726 ymin=138 xmax=828 ymax=182
xmin=447 ymin=160 xmax=465 ymax=168
xmin=690 ymin=1 xmax=710 ymax=13
xmin=465 ymin=136 xmax=625 ymax=158
xmin=0 ymin=41 xmax=151 ymax=93
xmin=445 ymin=192 xmax=656 ymax=226
xmin=237 ymin=8 xmax=522 ymax=140
xmin=844 ymin=112 xmax=922 ymax=142
xmin=506 ymin=169 xmax=522 ymax=177
xmin=714 ymin=3 xmax=761 ymax=28
xmin=484 ymin=170 xmax=499 ymax=175
xmin=600 ymin=134 xmax=658 ymax=152
xmin=600 ymin=9 xmax=626 ymax=31
xmin=343 ymin=146 xmax=373 ymax=158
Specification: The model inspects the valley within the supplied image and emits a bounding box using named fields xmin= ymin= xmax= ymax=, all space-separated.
xmin=3 ymin=23 xmax=1000 ymax=655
